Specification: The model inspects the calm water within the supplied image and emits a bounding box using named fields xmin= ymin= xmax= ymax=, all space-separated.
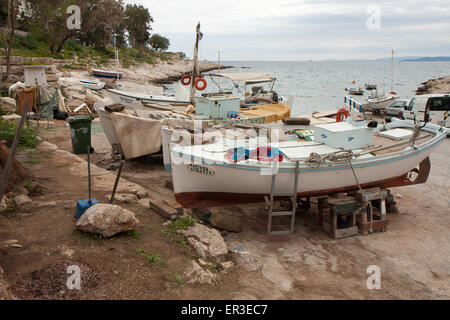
xmin=168 ymin=61 xmax=450 ymax=116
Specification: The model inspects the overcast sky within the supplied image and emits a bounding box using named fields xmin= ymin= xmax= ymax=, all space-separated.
xmin=126 ymin=0 xmax=450 ymax=61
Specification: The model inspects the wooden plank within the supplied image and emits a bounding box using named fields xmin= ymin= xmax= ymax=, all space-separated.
xmin=149 ymin=198 xmax=178 ymax=221
xmin=334 ymin=226 xmax=359 ymax=239
xmin=312 ymin=110 xmax=338 ymax=119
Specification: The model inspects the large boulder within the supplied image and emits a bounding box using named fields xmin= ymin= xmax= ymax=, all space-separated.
xmin=178 ymin=223 xmax=228 ymax=263
xmin=0 ymin=97 xmax=17 ymax=113
xmin=76 ymin=204 xmax=139 ymax=237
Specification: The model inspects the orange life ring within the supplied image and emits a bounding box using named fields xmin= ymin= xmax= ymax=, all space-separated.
xmin=195 ymin=77 xmax=207 ymax=91
xmin=336 ymin=108 xmax=350 ymax=122
xmin=181 ymin=74 xmax=191 ymax=86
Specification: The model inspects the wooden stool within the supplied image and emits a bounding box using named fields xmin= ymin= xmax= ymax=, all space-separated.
xmin=320 ymin=196 xmax=360 ymax=239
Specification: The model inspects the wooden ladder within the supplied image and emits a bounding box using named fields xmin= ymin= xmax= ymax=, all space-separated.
xmin=267 ymin=161 xmax=300 ymax=236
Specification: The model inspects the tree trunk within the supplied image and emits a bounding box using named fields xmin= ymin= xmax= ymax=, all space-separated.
xmin=2 ymin=0 xmax=18 ymax=80
xmin=2 ymin=0 xmax=18 ymax=81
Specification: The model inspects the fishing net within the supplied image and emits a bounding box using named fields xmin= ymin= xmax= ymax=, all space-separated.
xmin=36 ymin=85 xmax=58 ymax=120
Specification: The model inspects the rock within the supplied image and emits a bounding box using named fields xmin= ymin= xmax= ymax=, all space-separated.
xmin=136 ymin=190 xmax=149 ymax=199
xmin=0 ymin=266 xmax=14 ymax=300
xmin=38 ymin=141 xmax=58 ymax=152
xmin=14 ymin=194 xmax=32 ymax=207
xmin=3 ymin=239 xmax=18 ymax=248
xmin=0 ymin=198 xmax=7 ymax=214
xmin=76 ymin=204 xmax=139 ymax=237
xmin=178 ymin=223 xmax=228 ymax=263
xmin=59 ymin=245 xmax=74 ymax=258
xmin=192 ymin=208 xmax=212 ymax=222
xmin=221 ymin=261 xmax=234 ymax=270
xmin=184 ymin=260 xmax=217 ymax=285
xmin=209 ymin=209 xmax=244 ymax=233
xmin=109 ymin=193 xmax=138 ymax=203
xmin=0 ymin=97 xmax=16 ymax=113
xmin=26 ymin=182 xmax=45 ymax=197
xmin=137 ymin=198 xmax=150 ymax=208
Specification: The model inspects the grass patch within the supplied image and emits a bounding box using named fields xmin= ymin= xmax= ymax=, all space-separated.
xmin=126 ymin=230 xmax=141 ymax=239
xmin=0 ymin=120 xmax=38 ymax=149
xmin=174 ymin=273 xmax=184 ymax=285
xmin=161 ymin=217 xmax=197 ymax=248
xmin=135 ymin=248 xmax=146 ymax=254
xmin=23 ymin=181 xmax=32 ymax=189
xmin=203 ymin=264 xmax=219 ymax=271
xmin=167 ymin=217 xmax=197 ymax=232
xmin=25 ymin=158 xmax=40 ymax=165
xmin=146 ymin=253 xmax=164 ymax=265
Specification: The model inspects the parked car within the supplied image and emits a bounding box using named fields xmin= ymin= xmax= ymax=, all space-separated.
xmin=382 ymin=99 xmax=409 ymax=119
xmin=404 ymin=94 xmax=449 ymax=135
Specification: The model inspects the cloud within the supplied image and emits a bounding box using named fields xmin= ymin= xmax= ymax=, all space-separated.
xmin=125 ymin=0 xmax=450 ymax=60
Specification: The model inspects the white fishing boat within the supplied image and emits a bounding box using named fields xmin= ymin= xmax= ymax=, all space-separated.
xmin=59 ymin=77 xmax=105 ymax=90
xmin=169 ymin=119 xmax=446 ymax=208
xmin=79 ymin=79 xmax=105 ymax=90
xmin=367 ymin=50 xmax=399 ymax=113
xmin=106 ymin=86 xmax=191 ymax=109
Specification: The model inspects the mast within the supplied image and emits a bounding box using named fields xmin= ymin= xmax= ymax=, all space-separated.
xmin=114 ymin=35 xmax=120 ymax=82
xmin=190 ymin=22 xmax=202 ymax=105
xmin=390 ymin=49 xmax=394 ymax=94
xmin=218 ymin=50 xmax=221 ymax=89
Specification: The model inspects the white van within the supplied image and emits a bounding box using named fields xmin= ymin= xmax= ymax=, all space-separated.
xmin=404 ymin=94 xmax=449 ymax=135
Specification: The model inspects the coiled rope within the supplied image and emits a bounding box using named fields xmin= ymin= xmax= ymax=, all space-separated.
xmin=305 ymin=150 xmax=355 ymax=168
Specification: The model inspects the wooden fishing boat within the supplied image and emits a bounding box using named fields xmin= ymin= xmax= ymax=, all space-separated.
xmin=91 ymin=68 xmax=123 ymax=80
xmin=106 ymin=88 xmax=191 ymax=109
xmin=79 ymin=79 xmax=105 ymax=90
xmin=169 ymin=119 xmax=446 ymax=208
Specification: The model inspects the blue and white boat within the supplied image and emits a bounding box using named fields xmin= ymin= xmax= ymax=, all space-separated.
xmin=91 ymin=68 xmax=123 ymax=80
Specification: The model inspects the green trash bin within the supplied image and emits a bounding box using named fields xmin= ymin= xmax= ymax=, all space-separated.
xmin=67 ymin=115 xmax=94 ymax=154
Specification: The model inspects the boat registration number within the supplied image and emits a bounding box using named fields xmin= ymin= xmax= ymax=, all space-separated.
xmin=188 ymin=164 xmax=215 ymax=176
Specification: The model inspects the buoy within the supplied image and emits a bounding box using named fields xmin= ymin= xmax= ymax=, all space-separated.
xmin=181 ymin=74 xmax=191 ymax=86
xmin=194 ymin=77 xmax=207 ymax=91
xmin=336 ymin=108 xmax=350 ymax=122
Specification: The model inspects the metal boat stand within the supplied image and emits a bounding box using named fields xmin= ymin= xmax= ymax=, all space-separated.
xmin=267 ymin=161 xmax=300 ymax=236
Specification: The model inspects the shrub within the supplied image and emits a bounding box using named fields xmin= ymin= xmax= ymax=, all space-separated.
xmin=0 ymin=120 xmax=38 ymax=149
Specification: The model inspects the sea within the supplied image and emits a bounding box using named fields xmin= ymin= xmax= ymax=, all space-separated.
xmin=167 ymin=60 xmax=450 ymax=116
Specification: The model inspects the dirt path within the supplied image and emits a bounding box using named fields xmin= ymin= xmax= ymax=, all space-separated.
xmin=0 ymin=123 xmax=448 ymax=300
